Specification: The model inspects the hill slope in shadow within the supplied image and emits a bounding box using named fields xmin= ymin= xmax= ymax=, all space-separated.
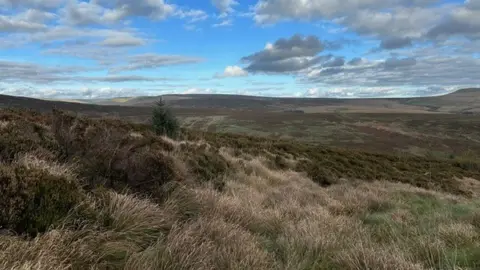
xmin=92 ymin=88 xmax=480 ymax=113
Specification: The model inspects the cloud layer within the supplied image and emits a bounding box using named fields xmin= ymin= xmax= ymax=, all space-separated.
xmin=1 ymin=0 xmax=479 ymax=99
xmin=253 ymin=0 xmax=480 ymax=41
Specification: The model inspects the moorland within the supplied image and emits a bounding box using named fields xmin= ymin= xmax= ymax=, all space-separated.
xmin=0 ymin=89 xmax=479 ymax=269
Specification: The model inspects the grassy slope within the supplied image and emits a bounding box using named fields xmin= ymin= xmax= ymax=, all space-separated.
xmin=0 ymin=108 xmax=479 ymax=270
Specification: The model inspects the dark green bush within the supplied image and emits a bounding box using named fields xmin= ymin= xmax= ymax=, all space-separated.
xmin=0 ymin=164 xmax=83 ymax=236
xmin=151 ymin=98 xmax=180 ymax=138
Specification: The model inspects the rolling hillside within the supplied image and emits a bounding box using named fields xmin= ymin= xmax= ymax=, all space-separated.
xmin=2 ymin=89 xmax=480 ymax=157
xmin=91 ymin=88 xmax=480 ymax=114
xmin=2 ymin=88 xmax=479 ymax=115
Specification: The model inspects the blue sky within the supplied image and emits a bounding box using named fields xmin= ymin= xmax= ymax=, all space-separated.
xmin=0 ymin=0 xmax=479 ymax=99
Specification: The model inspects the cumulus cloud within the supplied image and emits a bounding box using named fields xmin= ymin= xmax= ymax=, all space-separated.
xmin=215 ymin=65 xmax=248 ymax=78
xmin=16 ymin=9 xmax=57 ymax=22
xmin=0 ymin=9 xmax=55 ymax=32
xmin=59 ymin=0 xmax=207 ymax=26
xmin=0 ymin=0 xmax=63 ymax=9
xmin=92 ymin=0 xmax=175 ymax=21
xmin=379 ymin=37 xmax=413 ymax=50
xmin=60 ymin=1 xmax=107 ymax=25
xmin=427 ymin=4 xmax=480 ymax=39
xmin=254 ymin=0 xmax=439 ymax=24
xmin=339 ymin=7 xmax=443 ymax=39
xmin=304 ymin=54 xmax=480 ymax=88
xmin=0 ymin=16 xmax=45 ymax=32
xmin=241 ymin=34 xmax=331 ymax=73
xmin=253 ymin=0 xmax=477 ymax=41
xmin=212 ymin=0 xmax=238 ymax=14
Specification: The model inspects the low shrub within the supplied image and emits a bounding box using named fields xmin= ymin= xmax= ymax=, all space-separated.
xmin=185 ymin=147 xmax=231 ymax=186
xmin=51 ymin=110 xmax=182 ymax=200
xmin=0 ymin=164 xmax=83 ymax=236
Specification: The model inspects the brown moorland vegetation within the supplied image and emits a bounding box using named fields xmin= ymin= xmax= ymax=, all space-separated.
xmin=0 ymin=108 xmax=479 ymax=270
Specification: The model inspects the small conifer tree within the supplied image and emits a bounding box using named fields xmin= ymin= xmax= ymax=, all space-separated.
xmin=152 ymin=97 xmax=180 ymax=138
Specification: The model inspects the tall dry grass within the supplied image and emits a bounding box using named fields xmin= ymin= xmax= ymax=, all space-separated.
xmin=1 ymin=136 xmax=479 ymax=269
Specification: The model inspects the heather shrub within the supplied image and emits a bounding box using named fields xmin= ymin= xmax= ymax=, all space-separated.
xmin=0 ymin=164 xmax=82 ymax=236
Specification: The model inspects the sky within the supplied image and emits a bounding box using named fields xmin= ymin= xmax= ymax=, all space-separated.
xmin=0 ymin=0 xmax=479 ymax=99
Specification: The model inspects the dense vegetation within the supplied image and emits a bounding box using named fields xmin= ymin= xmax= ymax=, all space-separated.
xmin=0 ymin=108 xmax=479 ymax=269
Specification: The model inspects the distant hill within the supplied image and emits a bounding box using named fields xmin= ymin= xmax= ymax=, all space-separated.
xmin=0 ymin=94 xmax=153 ymax=121
xmin=1 ymin=88 xmax=479 ymax=115
xmin=90 ymin=88 xmax=480 ymax=114
xmin=401 ymin=88 xmax=480 ymax=113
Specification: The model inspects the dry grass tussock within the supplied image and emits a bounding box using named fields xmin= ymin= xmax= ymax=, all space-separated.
xmin=1 ymin=109 xmax=480 ymax=269
xmin=2 ymin=153 xmax=480 ymax=269
xmin=14 ymin=153 xmax=78 ymax=181
xmin=0 ymin=120 xmax=8 ymax=129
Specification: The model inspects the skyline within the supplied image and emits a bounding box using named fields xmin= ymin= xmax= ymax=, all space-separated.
xmin=0 ymin=0 xmax=479 ymax=99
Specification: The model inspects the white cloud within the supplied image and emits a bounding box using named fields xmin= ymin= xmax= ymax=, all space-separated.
xmin=59 ymin=0 xmax=208 ymax=26
xmin=92 ymin=0 xmax=175 ymax=21
xmin=0 ymin=0 xmax=64 ymax=9
xmin=110 ymin=53 xmax=205 ymax=73
xmin=213 ymin=19 xmax=232 ymax=27
xmin=80 ymin=87 xmax=138 ymax=99
xmin=60 ymin=1 xmax=108 ymax=26
xmin=0 ymin=9 xmax=54 ymax=32
xmin=304 ymin=87 xmax=320 ymax=97
xmin=211 ymin=0 xmax=238 ymax=14
xmin=175 ymin=9 xmax=208 ymax=23
xmin=182 ymin=88 xmax=216 ymax=94
xmin=215 ymin=66 xmax=248 ymax=78
xmin=252 ymin=0 xmax=475 ymax=41
xmin=16 ymin=9 xmax=57 ymax=22
xmin=100 ymin=32 xmax=146 ymax=47
xmin=211 ymin=0 xmax=237 ymax=27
